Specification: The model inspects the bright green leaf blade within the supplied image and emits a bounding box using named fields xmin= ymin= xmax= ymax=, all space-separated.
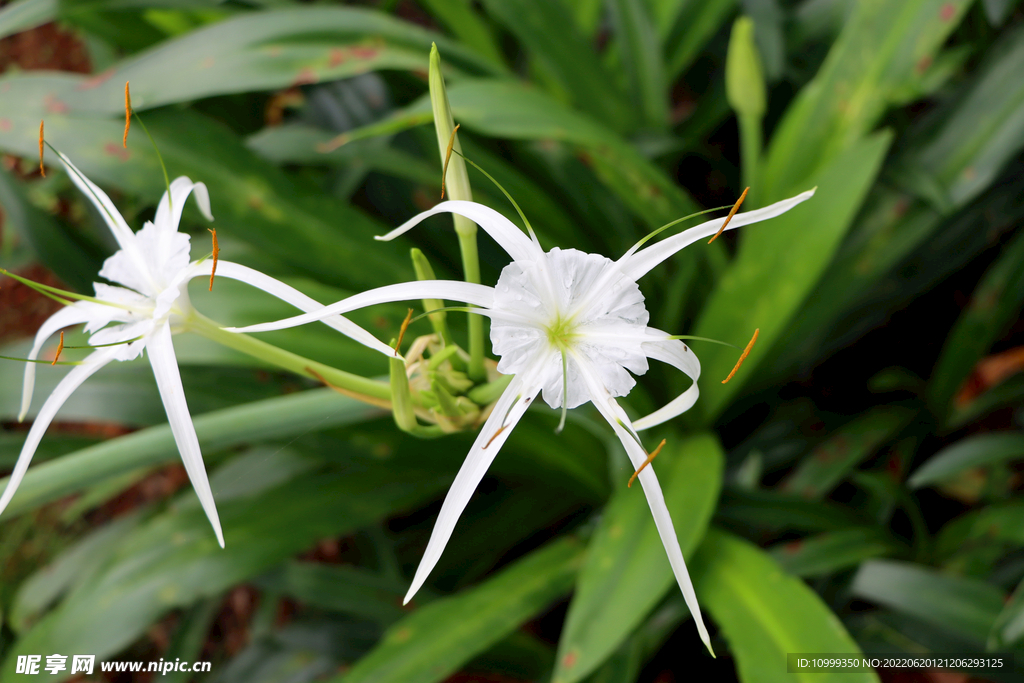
xmin=760 ymin=0 xmax=970 ymax=204
xmin=0 ymin=388 xmax=382 ymax=516
xmin=850 ymin=559 xmax=1005 ymax=646
xmin=417 ymin=0 xmax=505 ymax=67
xmin=332 ymin=537 xmax=585 ymax=683
xmin=1 ymin=454 xmax=451 ymax=681
xmin=609 ymin=0 xmax=668 ymax=130
xmin=928 ymin=229 xmax=1024 ymax=421
xmin=778 ymin=407 xmax=914 ymax=499
xmin=908 ymin=433 xmax=1024 ymax=489
xmin=768 ymin=528 xmax=895 ymax=578
xmin=695 ymin=130 xmax=892 ymax=420
xmin=0 ymin=0 xmax=56 ymax=40
xmin=692 ymin=528 xmax=879 ymax=683
xmin=554 ymin=433 xmax=723 ymax=683
xmin=479 ymin=0 xmax=630 ymax=132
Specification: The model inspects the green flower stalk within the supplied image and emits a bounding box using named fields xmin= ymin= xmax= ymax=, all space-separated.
xmin=726 ymin=16 xmax=767 ymax=196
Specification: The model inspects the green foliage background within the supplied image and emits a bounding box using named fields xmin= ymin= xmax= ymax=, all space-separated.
xmin=1 ymin=0 xmax=1024 ymax=680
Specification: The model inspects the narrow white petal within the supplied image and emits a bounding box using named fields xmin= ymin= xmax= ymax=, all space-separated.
xmin=576 ymin=358 xmax=713 ymax=654
xmin=147 ymin=323 xmax=224 ymax=547
xmin=187 ymin=260 xmax=395 ymax=357
xmin=1 ymin=349 xmax=116 ymax=516
xmin=620 ymin=189 xmax=816 ymax=280
xmin=20 ymin=304 xmax=95 ymax=421
xmin=633 ymin=334 xmax=701 ymax=431
xmin=226 ymin=280 xmax=497 ymax=334
xmin=404 ymin=375 xmax=541 ymax=604
xmin=376 ymin=200 xmax=542 ymax=263
xmin=155 ymin=177 xmax=213 ymax=235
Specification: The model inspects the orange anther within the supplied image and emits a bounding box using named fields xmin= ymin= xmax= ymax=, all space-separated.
xmin=628 ymin=438 xmax=666 ymax=488
xmin=441 ymin=123 xmax=460 ymax=199
xmin=208 ymin=228 xmax=219 ymax=291
xmin=123 ymin=81 xmax=132 ymax=148
xmin=52 ymin=330 xmax=64 ymax=365
xmin=484 ymin=423 xmax=508 ymax=449
xmin=38 ymin=120 xmax=45 ymax=177
xmin=708 ymin=186 xmax=749 ymax=244
xmin=722 ymin=328 xmax=759 ymax=384
xmin=394 ymin=308 xmax=414 ymax=356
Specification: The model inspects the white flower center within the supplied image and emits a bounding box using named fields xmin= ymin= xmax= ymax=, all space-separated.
xmin=490 ymin=247 xmax=650 ymax=409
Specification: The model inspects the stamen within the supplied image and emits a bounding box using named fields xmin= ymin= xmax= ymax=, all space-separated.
xmin=453 ymin=149 xmax=538 ymax=241
xmin=207 ymin=228 xmax=219 ymax=291
xmin=708 ymin=187 xmax=749 ymax=244
xmin=628 ymin=438 xmax=666 ymax=488
xmin=484 ymin=424 xmax=508 ymax=449
xmin=394 ymin=308 xmax=414 ymax=356
xmin=0 ymin=354 xmax=82 ymax=366
xmin=51 ymin=330 xmax=64 ymax=365
xmin=555 ymin=350 xmax=568 ymax=434
xmin=123 ymin=81 xmax=131 ymax=148
xmin=441 ymin=123 xmax=460 ymax=199
xmin=721 ymin=328 xmax=759 ymax=384
xmin=38 ymin=120 xmax=45 ymax=177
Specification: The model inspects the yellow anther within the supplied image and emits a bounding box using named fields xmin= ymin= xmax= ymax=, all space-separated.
xmin=123 ymin=81 xmax=132 ymax=148
xmin=208 ymin=228 xmax=219 ymax=291
xmin=38 ymin=120 xmax=45 ymax=177
xmin=722 ymin=328 xmax=759 ymax=384
xmin=708 ymin=187 xmax=749 ymax=244
xmin=628 ymin=438 xmax=666 ymax=488
xmin=51 ymin=330 xmax=64 ymax=365
xmin=394 ymin=308 xmax=414 ymax=356
xmin=441 ymin=123 xmax=460 ymax=199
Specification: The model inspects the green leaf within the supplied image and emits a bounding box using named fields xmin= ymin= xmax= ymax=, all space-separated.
xmin=694 ymin=130 xmax=892 ymax=420
xmin=850 ymin=559 xmax=1005 ymax=645
xmin=479 ymin=0 xmax=630 ymax=132
xmin=989 ymin=575 xmax=1024 ymax=650
xmin=928 ymin=229 xmax=1024 ymax=421
xmin=768 ymin=528 xmax=895 ymax=578
xmin=0 ymin=0 xmax=56 ymax=40
xmin=908 ymin=433 xmax=1024 ymax=489
xmin=417 ymin=0 xmax=505 ymax=68
xmin=333 ymin=537 xmax=585 ymax=683
xmin=553 ymin=433 xmax=723 ymax=683
xmin=662 ymin=0 xmax=737 ymax=79
xmin=0 ymin=388 xmax=382 ymax=516
xmin=934 ymin=501 xmax=1024 ymax=561
xmin=608 ymin=0 xmax=668 ymax=130
xmin=1 ymin=449 xmax=452 ymax=680
xmin=716 ymin=487 xmax=865 ymax=533
xmin=692 ymin=528 xmax=878 ymax=683
xmin=760 ymin=0 xmax=970 ymax=203
xmin=778 ymin=407 xmax=915 ymax=499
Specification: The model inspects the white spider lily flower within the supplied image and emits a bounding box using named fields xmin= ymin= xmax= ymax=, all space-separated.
xmin=2 ymin=154 xmax=396 ymax=545
xmin=228 ymin=190 xmax=815 ymax=650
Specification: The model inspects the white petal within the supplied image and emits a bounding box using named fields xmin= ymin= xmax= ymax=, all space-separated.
xmin=576 ymin=358 xmax=713 ymax=654
xmin=404 ymin=374 xmax=541 ymax=604
xmin=183 ymin=260 xmax=394 ymax=357
xmin=147 ymin=323 xmax=224 ymax=547
xmin=226 ymin=280 xmax=497 ymax=334
xmin=155 ymin=177 xmax=213 ymax=234
xmin=633 ymin=334 xmax=701 ymax=431
xmin=20 ymin=304 xmax=96 ymax=421
xmin=57 ymin=153 xmax=153 ymax=291
xmin=620 ymin=189 xmax=816 ymax=280
xmin=376 ymin=200 xmax=543 ymax=263
xmin=1 ymin=349 xmax=116 ymax=516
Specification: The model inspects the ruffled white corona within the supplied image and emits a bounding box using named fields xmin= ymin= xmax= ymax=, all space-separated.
xmin=1 ymin=154 xmax=397 ymax=546
xmin=228 ymin=190 xmax=816 ymax=652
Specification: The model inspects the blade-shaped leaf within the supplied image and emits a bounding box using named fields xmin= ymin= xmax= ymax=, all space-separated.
xmin=908 ymin=433 xmax=1024 ymax=489
xmin=768 ymin=528 xmax=895 ymax=578
xmin=554 ymin=433 xmax=723 ymax=683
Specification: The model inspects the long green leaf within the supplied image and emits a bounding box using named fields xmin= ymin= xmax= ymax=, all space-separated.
xmin=0 ymin=0 xmax=56 ymax=40
xmin=908 ymin=433 xmax=1024 ymax=489
xmin=695 ymin=130 xmax=892 ymax=420
xmin=768 ymin=528 xmax=895 ymax=578
xmin=609 ymin=0 xmax=667 ymax=130
xmin=692 ymin=528 xmax=878 ymax=683
xmin=554 ymin=433 xmax=723 ymax=683
xmin=663 ymin=0 xmax=736 ymax=79
xmin=334 ymin=537 xmax=585 ymax=683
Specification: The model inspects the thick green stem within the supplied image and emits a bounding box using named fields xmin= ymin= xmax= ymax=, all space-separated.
xmin=456 ymin=222 xmax=487 ymax=382
xmin=738 ymin=113 xmax=762 ymax=201
xmin=188 ymin=312 xmax=391 ymax=403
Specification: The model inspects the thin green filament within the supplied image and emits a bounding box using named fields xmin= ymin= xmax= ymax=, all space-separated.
xmin=132 ymin=111 xmax=172 ymax=210
xmin=630 ymin=204 xmax=733 ymax=252
xmin=451 ymin=149 xmax=537 ymax=241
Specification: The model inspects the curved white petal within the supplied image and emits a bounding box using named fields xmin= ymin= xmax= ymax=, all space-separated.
xmin=404 ymin=373 xmax=542 ymax=604
xmin=576 ymin=357 xmax=713 ymax=655
xmin=633 ymin=334 xmax=701 ymax=431
xmin=147 ymin=323 xmax=224 ymax=547
xmin=620 ymin=189 xmax=816 ymax=280
xmin=20 ymin=304 xmax=95 ymax=421
xmin=226 ymin=280 xmax=497 ymax=334
xmin=57 ymin=153 xmax=153 ymax=290
xmin=155 ymin=177 xmax=213 ymax=235
xmin=1 ymin=349 xmax=117 ymax=516
xmin=376 ymin=200 xmax=542 ymax=263
xmin=185 ymin=260 xmax=395 ymax=357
